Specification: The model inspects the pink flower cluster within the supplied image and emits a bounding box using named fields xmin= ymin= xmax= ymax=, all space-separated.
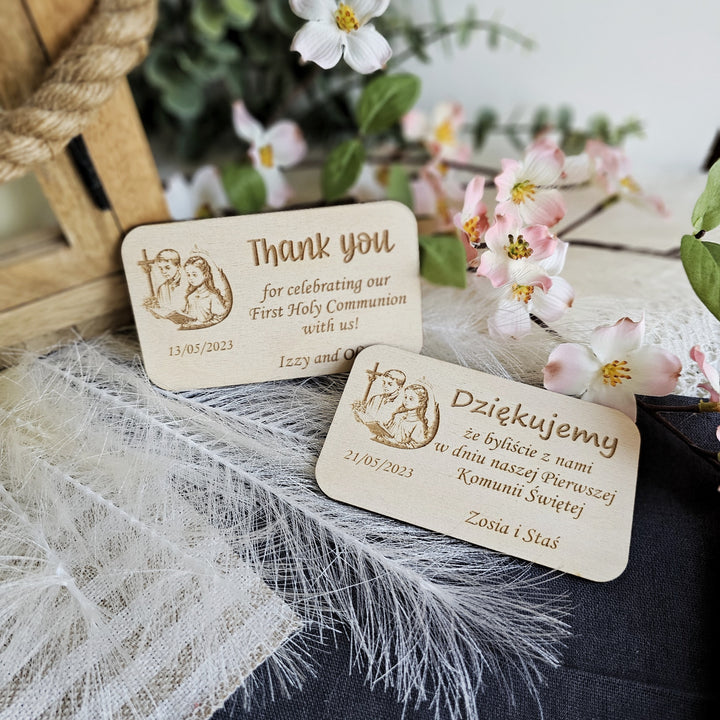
xmin=444 ymin=134 xmax=575 ymax=340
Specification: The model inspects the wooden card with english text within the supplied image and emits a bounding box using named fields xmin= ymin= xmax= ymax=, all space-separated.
xmin=316 ymin=345 xmax=641 ymax=582
xmin=121 ymin=202 xmax=422 ymax=390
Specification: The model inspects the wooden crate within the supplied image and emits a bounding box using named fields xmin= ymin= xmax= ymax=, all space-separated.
xmin=0 ymin=0 xmax=168 ymax=357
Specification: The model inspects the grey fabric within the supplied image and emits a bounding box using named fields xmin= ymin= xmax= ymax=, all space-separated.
xmin=216 ymin=398 xmax=720 ymax=720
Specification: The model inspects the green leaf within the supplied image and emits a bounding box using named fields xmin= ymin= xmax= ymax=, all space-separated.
xmin=192 ymin=0 xmax=227 ymax=40
xmin=680 ymin=234 xmax=720 ymax=321
xmin=177 ymin=48 xmax=226 ymax=82
xmin=268 ymin=0 xmax=301 ymax=34
xmin=692 ymin=158 xmax=720 ymax=232
xmin=588 ymin=113 xmax=611 ymax=143
xmin=356 ymin=74 xmax=421 ymax=135
xmin=704 ymin=239 xmax=720 ymax=263
xmin=472 ymin=108 xmax=497 ymax=149
xmin=200 ymin=39 xmax=241 ymax=62
xmin=458 ymin=7 xmax=477 ymax=46
xmin=160 ymin=82 xmax=205 ymax=120
xmin=530 ymin=106 xmax=551 ymax=138
xmin=385 ymin=165 xmax=412 ymax=208
xmin=221 ymin=163 xmax=266 ymax=214
xmin=562 ymin=130 xmax=588 ymax=156
xmin=143 ymin=48 xmax=181 ymax=90
xmin=322 ymin=139 xmax=365 ymax=201
xmin=556 ymin=105 xmax=573 ymax=134
xmin=418 ymin=234 xmax=468 ymax=288
xmin=222 ymin=0 xmax=257 ymax=28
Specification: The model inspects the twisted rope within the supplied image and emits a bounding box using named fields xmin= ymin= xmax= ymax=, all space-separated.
xmin=0 ymin=0 xmax=158 ymax=183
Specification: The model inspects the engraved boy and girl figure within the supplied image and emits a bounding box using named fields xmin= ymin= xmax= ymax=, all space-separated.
xmin=141 ymin=248 xmax=232 ymax=330
xmin=353 ymin=365 xmax=439 ymax=449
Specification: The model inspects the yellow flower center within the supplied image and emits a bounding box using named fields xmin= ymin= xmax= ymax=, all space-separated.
xmin=258 ymin=144 xmax=274 ymax=168
xmin=511 ymin=283 xmax=535 ymax=304
xmin=434 ymin=119 xmax=455 ymax=145
xmin=505 ymin=233 xmax=533 ymax=260
xmin=194 ymin=203 xmax=212 ymax=219
xmin=374 ymin=165 xmax=390 ymax=187
xmin=511 ymin=180 xmax=537 ymax=204
xmin=620 ymin=175 xmax=641 ymax=194
xmin=463 ymin=216 xmax=481 ymax=242
xmin=436 ymin=196 xmax=451 ymax=225
xmin=335 ymin=3 xmax=359 ymax=32
xmin=602 ymin=359 xmax=632 ymax=387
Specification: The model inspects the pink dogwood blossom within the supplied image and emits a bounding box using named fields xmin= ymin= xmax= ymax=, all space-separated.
xmin=543 ymin=316 xmax=682 ymax=420
xmin=477 ymin=214 xmax=557 ymax=289
xmin=483 ymin=234 xmax=574 ymax=340
xmin=402 ymin=102 xmax=471 ymax=162
xmin=585 ymin=140 xmax=668 ymax=216
xmin=453 ymin=176 xmax=489 ymax=265
xmin=495 ymin=137 xmax=566 ymax=228
xmin=411 ymin=162 xmax=465 ymax=233
xmin=290 ymin=0 xmax=392 ymax=74
xmin=689 ymin=345 xmax=720 ymax=444
xmin=232 ymin=101 xmax=307 ymax=208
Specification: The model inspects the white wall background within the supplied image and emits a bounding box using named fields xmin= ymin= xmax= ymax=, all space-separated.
xmin=398 ymin=1 xmax=720 ymax=172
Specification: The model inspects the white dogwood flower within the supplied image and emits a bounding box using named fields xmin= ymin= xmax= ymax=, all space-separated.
xmin=164 ymin=166 xmax=229 ymax=220
xmin=232 ymin=101 xmax=307 ymax=209
xmin=290 ymin=0 xmax=392 ymax=74
xmin=543 ymin=316 xmax=682 ymax=420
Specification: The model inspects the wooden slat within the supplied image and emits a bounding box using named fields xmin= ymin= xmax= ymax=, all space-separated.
xmin=0 ymin=272 xmax=130 ymax=348
xmin=0 ymin=0 xmax=167 ymax=347
xmin=84 ymin=80 xmax=169 ymax=230
xmin=24 ymin=0 xmax=94 ymax=60
xmin=0 ymin=0 xmax=47 ymax=106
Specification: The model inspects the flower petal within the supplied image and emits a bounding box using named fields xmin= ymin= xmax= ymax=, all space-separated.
xmin=460 ymin=233 xmax=479 ymax=266
xmin=259 ymin=166 xmax=293 ymax=208
xmin=477 ymin=249 xmax=511 ymax=287
xmin=494 ymin=160 xmax=521 ymax=202
xmin=590 ymin=316 xmax=645 ymax=364
xmin=536 ymin=238 xmax=568 ymax=276
xmin=291 ymin=21 xmax=344 ymax=69
xmin=351 ymin=0 xmax=390 ymax=22
xmin=521 ymin=224 xmax=556 ymax=260
xmin=462 ymin=175 xmax=486 ymax=217
xmin=488 ymin=299 xmax=532 ymax=340
xmin=191 ymin=165 xmax=229 ymax=214
xmin=266 ymin=121 xmax=307 ymax=167
xmin=289 ymin=0 xmax=336 ymax=21
xmin=520 ymin=188 xmax=566 ymax=227
xmin=583 ymin=382 xmax=638 ymax=421
xmin=561 ymin=153 xmax=593 ymax=184
xmin=690 ymin=345 xmax=720 ymax=395
xmin=531 ymin=276 xmax=574 ymax=323
xmin=351 ymin=163 xmax=386 ymax=201
xmin=625 ymin=346 xmax=682 ymax=396
xmin=343 ymin=23 xmax=392 ymax=73
xmin=699 ymin=382 xmax=720 ymax=403
xmin=401 ymin=109 xmax=427 ymax=142
xmin=410 ymin=176 xmax=436 ymax=217
xmin=164 ymin=173 xmax=194 ymax=221
xmin=232 ymin=101 xmax=264 ymax=145
xmin=523 ymin=138 xmax=564 ymax=185
xmin=484 ymin=215 xmax=515 ymax=254
xmin=543 ymin=343 xmax=599 ymax=396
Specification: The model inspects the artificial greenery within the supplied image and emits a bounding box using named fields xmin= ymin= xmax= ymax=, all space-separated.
xmin=681 ymin=158 xmax=720 ymax=322
xmin=132 ymin=1 xmax=649 ymax=286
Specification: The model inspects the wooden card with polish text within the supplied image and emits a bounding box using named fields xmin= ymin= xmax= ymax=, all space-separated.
xmin=316 ymin=345 xmax=642 ymax=582
xmin=121 ymin=202 xmax=422 ymax=390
